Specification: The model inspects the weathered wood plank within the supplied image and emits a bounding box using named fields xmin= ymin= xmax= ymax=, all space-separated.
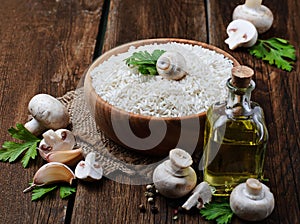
xmin=208 ymin=0 xmax=300 ymax=223
xmin=0 ymin=0 xmax=103 ymax=223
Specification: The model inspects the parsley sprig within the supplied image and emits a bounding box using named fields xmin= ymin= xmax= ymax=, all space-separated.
xmin=0 ymin=123 xmax=40 ymax=168
xmin=200 ymin=199 xmax=234 ymax=224
xmin=125 ymin=50 xmax=166 ymax=75
xmin=249 ymin=37 xmax=296 ymax=72
xmin=31 ymin=184 xmax=76 ymax=201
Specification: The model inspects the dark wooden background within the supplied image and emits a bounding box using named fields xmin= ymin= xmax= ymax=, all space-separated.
xmin=0 ymin=0 xmax=299 ymax=223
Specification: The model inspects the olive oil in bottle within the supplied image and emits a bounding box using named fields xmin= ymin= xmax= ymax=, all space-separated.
xmin=203 ymin=66 xmax=268 ymax=196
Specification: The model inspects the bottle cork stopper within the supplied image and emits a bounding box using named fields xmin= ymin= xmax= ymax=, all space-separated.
xmin=231 ymin=65 xmax=254 ymax=88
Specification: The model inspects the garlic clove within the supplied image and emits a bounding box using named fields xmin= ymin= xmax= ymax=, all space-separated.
xmin=75 ymin=152 xmax=103 ymax=181
xmin=45 ymin=147 xmax=83 ymax=166
xmin=225 ymin=19 xmax=258 ymax=50
xmin=156 ymin=51 xmax=188 ymax=80
xmin=23 ymin=162 xmax=75 ymax=192
xmin=182 ymin=181 xmax=212 ymax=210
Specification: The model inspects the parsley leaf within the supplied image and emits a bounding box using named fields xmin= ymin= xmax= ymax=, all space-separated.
xmin=30 ymin=185 xmax=76 ymax=201
xmin=249 ymin=37 xmax=296 ymax=72
xmin=0 ymin=124 xmax=40 ymax=168
xmin=125 ymin=50 xmax=166 ymax=75
xmin=200 ymin=199 xmax=234 ymax=224
xmin=32 ymin=185 xmax=58 ymax=201
xmin=60 ymin=185 xmax=76 ymax=199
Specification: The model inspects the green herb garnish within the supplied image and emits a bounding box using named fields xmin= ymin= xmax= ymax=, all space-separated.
xmin=0 ymin=123 xmax=40 ymax=168
xmin=31 ymin=185 xmax=76 ymax=201
xmin=249 ymin=37 xmax=296 ymax=72
xmin=200 ymin=199 xmax=234 ymax=224
xmin=125 ymin=49 xmax=166 ymax=75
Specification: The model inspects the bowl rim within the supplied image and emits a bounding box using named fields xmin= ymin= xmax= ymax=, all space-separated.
xmin=85 ymin=38 xmax=240 ymax=121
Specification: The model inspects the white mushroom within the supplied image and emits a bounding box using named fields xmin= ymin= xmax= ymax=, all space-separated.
xmin=156 ymin=51 xmax=188 ymax=80
xmin=153 ymin=148 xmax=197 ymax=198
xmin=182 ymin=182 xmax=212 ymax=210
xmin=75 ymin=152 xmax=103 ymax=181
xmin=233 ymin=0 xmax=274 ymax=34
xmin=24 ymin=94 xmax=70 ymax=136
xmin=230 ymin=178 xmax=275 ymax=221
xmin=38 ymin=129 xmax=76 ymax=159
xmin=225 ymin=19 xmax=258 ymax=50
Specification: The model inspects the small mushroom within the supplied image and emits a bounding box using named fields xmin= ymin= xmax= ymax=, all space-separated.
xmin=156 ymin=51 xmax=188 ymax=80
xmin=233 ymin=0 xmax=274 ymax=34
xmin=24 ymin=94 xmax=70 ymax=136
xmin=225 ymin=19 xmax=258 ymax=50
xmin=182 ymin=181 xmax=212 ymax=210
xmin=38 ymin=129 xmax=76 ymax=160
xmin=75 ymin=152 xmax=103 ymax=181
xmin=230 ymin=178 xmax=275 ymax=221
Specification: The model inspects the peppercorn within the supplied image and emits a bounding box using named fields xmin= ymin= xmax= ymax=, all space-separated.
xmin=138 ymin=204 xmax=146 ymax=213
xmin=151 ymin=206 xmax=159 ymax=214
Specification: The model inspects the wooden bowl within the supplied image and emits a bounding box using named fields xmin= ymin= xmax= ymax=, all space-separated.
xmin=84 ymin=38 xmax=239 ymax=156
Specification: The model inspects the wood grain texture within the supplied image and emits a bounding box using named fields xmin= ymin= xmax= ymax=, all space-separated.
xmin=0 ymin=0 xmax=299 ymax=223
xmin=0 ymin=0 xmax=103 ymax=223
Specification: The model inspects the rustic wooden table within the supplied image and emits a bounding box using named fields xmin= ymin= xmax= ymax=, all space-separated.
xmin=0 ymin=0 xmax=299 ymax=223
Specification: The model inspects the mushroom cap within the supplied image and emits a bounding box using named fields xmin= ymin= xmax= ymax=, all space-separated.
xmin=28 ymin=94 xmax=70 ymax=129
xmin=230 ymin=179 xmax=275 ymax=221
xmin=233 ymin=4 xmax=274 ymax=33
xmin=156 ymin=51 xmax=188 ymax=80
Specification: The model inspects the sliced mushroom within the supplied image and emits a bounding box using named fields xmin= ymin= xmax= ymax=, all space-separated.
xmin=24 ymin=94 xmax=70 ymax=136
xmin=182 ymin=181 xmax=212 ymax=210
xmin=225 ymin=19 xmax=258 ymax=50
xmin=38 ymin=129 xmax=76 ymax=160
xmin=230 ymin=178 xmax=275 ymax=221
xmin=233 ymin=0 xmax=274 ymax=34
xmin=75 ymin=152 xmax=103 ymax=181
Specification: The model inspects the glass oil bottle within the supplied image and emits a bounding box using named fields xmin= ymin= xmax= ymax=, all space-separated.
xmin=202 ymin=65 xmax=268 ymax=196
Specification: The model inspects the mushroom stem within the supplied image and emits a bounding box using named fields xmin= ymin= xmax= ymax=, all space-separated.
xmin=245 ymin=0 xmax=262 ymax=9
xmin=225 ymin=32 xmax=247 ymax=50
xmin=24 ymin=118 xmax=46 ymax=136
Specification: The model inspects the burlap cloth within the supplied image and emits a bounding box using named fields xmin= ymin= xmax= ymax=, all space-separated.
xmin=58 ymin=87 xmax=166 ymax=184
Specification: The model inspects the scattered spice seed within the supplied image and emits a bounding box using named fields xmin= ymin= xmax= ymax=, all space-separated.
xmin=151 ymin=206 xmax=159 ymax=214
xmin=173 ymin=215 xmax=178 ymax=220
xmin=148 ymin=197 xmax=154 ymax=204
xmin=139 ymin=204 xmax=146 ymax=213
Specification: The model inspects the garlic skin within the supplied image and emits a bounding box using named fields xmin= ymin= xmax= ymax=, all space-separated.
xmin=23 ymin=162 xmax=75 ymax=192
xmin=156 ymin=51 xmax=188 ymax=80
xmin=225 ymin=19 xmax=258 ymax=50
xmin=233 ymin=0 xmax=274 ymax=34
xmin=230 ymin=178 xmax=275 ymax=221
xmin=153 ymin=148 xmax=197 ymax=198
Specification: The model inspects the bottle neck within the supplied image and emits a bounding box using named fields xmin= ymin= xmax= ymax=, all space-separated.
xmin=225 ymin=78 xmax=255 ymax=118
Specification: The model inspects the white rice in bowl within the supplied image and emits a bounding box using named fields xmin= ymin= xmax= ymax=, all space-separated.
xmin=90 ymin=42 xmax=233 ymax=117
